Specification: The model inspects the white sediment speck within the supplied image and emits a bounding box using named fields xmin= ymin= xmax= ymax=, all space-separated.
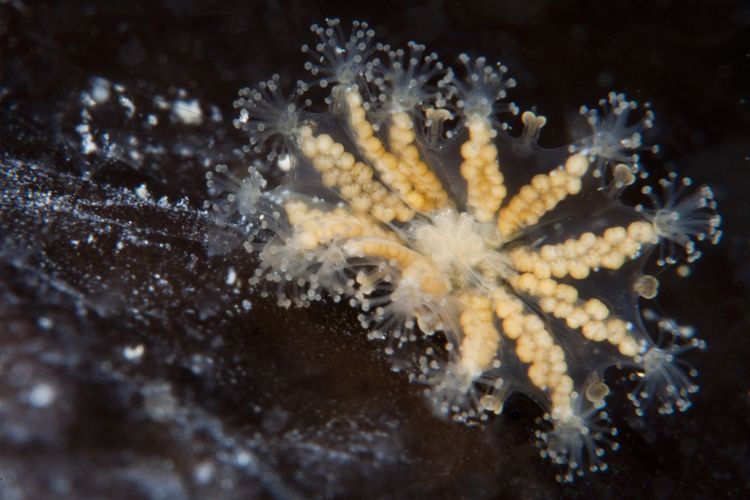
xmin=135 ymin=183 xmax=150 ymax=200
xmin=118 ymin=95 xmax=136 ymax=118
xmin=142 ymin=382 xmax=178 ymax=421
xmin=234 ymin=450 xmax=253 ymax=466
xmin=226 ymin=267 xmax=237 ymax=286
xmin=123 ymin=344 xmax=145 ymax=361
xmin=277 ymin=153 xmax=292 ymax=172
xmin=172 ymin=99 xmax=203 ymax=125
xmin=91 ymin=77 xmax=111 ymax=104
xmin=193 ymin=461 xmax=215 ymax=484
xmin=28 ymin=383 xmax=56 ymax=408
xmin=76 ymin=123 xmax=98 ymax=154
xmin=37 ymin=316 xmax=53 ymax=329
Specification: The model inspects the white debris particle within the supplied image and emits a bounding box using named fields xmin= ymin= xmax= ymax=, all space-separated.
xmin=242 ymin=299 xmax=253 ymax=311
xmin=193 ymin=461 xmax=215 ymax=485
xmin=118 ymin=94 xmax=135 ymax=118
xmin=147 ymin=114 xmax=158 ymax=126
xmin=128 ymin=149 xmax=143 ymax=163
xmin=135 ymin=183 xmax=150 ymax=200
xmin=238 ymin=107 xmax=249 ymax=124
xmin=123 ymin=344 xmax=145 ymax=361
xmin=37 ymin=316 xmax=53 ymax=329
xmin=172 ymin=99 xmax=203 ymax=125
xmin=189 ymin=354 xmax=214 ymax=375
xmin=225 ymin=267 xmax=237 ymax=286
xmin=80 ymin=91 xmax=96 ymax=108
xmin=28 ymin=383 xmax=56 ymax=408
xmin=277 ymin=153 xmax=292 ymax=172
xmin=90 ymin=77 xmax=111 ymax=104
xmin=76 ymin=123 xmax=98 ymax=154
xmin=234 ymin=450 xmax=253 ymax=467
xmin=176 ymin=144 xmax=195 ymax=156
xmin=154 ymin=95 xmax=169 ymax=109
xmin=142 ymin=382 xmax=178 ymax=421
xmin=209 ymin=105 xmax=222 ymax=122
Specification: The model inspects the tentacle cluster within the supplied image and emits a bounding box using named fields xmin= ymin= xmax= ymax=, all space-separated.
xmin=210 ymin=18 xmax=722 ymax=482
xmin=628 ymin=317 xmax=706 ymax=416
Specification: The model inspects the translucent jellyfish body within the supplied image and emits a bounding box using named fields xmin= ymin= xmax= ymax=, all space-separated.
xmin=206 ymin=18 xmax=721 ymax=482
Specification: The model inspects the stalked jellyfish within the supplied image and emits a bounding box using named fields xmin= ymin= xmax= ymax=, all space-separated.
xmin=206 ymin=18 xmax=722 ymax=482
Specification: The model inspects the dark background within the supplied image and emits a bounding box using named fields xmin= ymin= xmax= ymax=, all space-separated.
xmin=1 ymin=1 xmax=749 ymax=498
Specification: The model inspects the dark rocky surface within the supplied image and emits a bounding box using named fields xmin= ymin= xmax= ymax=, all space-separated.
xmin=1 ymin=1 xmax=748 ymax=498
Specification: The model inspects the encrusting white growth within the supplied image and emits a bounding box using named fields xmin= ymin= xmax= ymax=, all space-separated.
xmin=206 ymin=18 xmax=722 ymax=482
